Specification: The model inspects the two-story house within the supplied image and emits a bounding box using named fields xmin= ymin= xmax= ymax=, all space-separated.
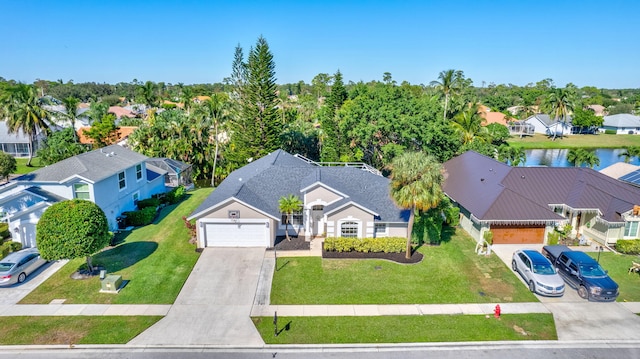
xmin=0 ymin=145 xmax=167 ymax=248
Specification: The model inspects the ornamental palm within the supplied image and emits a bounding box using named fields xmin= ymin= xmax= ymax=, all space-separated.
xmin=278 ymin=194 xmax=303 ymax=241
xmin=61 ymin=96 xmax=80 ymax=142
xmin=451 ymin=103 xmax=487 ymax=145
xmin=195 ymin=93 xmax=230 ymax=186
xmin=567 ymin=148 xmax=600 ymax=168
xmin=390 ymin=152 xmax=444 ymax=259
xmin=545 ymin=87 xmax=576 ymax=140
xmin=620 ymin=146 xmax=640 ymax=163
xmin=430 ymin=69 xmax=464 ymax=121
xmin=0 ymin=83 xmax=52 ymax=166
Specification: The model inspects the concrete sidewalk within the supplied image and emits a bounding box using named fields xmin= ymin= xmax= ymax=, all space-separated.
xmin=0 ymin=304 xmax=170 ymax=316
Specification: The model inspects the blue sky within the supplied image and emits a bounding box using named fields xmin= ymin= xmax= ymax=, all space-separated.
xmin=1 ymin=0 xmax=638 ymax=88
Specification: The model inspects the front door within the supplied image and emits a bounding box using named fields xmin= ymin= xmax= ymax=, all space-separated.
xmin=311 ymin=205 xmax=324 ymax=236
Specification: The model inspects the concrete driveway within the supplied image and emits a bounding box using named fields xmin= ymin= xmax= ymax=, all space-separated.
xmin=129 ymin=247 xmax=266 ymax=346
xmin=0 ymin=260 xmax=67 ymax=305
xmin=492 ymin=244 xmax=640 ymax=340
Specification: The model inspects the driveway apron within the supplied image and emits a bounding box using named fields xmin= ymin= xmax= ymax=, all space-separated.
xmin=129 ymin=247 xmax=266 ymax=346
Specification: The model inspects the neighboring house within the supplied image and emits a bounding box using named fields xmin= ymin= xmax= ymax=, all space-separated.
xmin=443 ymin=151 xmax=640 ymax=246
xmin=600 ymin=114 xmax=640 ymax=134
xmin=477 ymin=105 xmax=510 ymax=126
xmin=586 ymin=104 xmax=607 ymax=117
xmin=0 ymin=145 xmax=167 ymax=248
xmin=599 ymin=162 xmax=639 ymax=181
xmin=523 ymin=114 xmax=573 ymax=136
xmin=187 ymin=150 xmax=409 ymax=248
xmin=77 ymin=126 xmax=138 ymax=147
xmin=507 ymin=120 xmax=535 ymax=137
xmin=146 ymin=158 xmax=193 ymax=188
xmin=0 ymin=121 xmax=44 ymax=157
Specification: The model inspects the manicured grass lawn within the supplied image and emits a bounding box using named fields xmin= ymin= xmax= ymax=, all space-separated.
xmin=13 ymin=157 xmax=44 ymax=174
xmin=507 ymin=133 xmax=640 ymax=149
xmin=586 ymin=252 xmax=640 ymax=302
xmin=20 ymin=187 xmax=213 ymax=304
xmin=252 ymin=314 xmax=557 ymax=344
xmin=271 ymin=228 xmax=537 ymax=304
xmin=0 ymin=316 xmax=161 ymax=345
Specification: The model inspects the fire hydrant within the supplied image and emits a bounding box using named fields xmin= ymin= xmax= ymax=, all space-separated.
xmin=494 ymin=304 xmax=501 ymax=319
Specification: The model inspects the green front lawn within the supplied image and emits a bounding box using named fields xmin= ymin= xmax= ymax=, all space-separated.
xmin=252 ymin=314 xmax=557 ymax=344
xmin=507 ymin=133 xmax=640 ymax=149
xmin=13 ymin=157 xmax=44 ymax=174
xmin=587 ymin=252 xmax=640 ymax=302
xmin=20 ymin=187 xmax=213 ymax=304
xmin=0 ymin=316 xmax=161 ymax=345
xmin=271 ymin=228 xmax=537 ymax=304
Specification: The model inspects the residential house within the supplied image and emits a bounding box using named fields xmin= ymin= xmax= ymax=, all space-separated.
xmin=145 ymin=158 xmax=193 ymax=188
xmin=600 ymin=114 xmax=640 ymax=134
xmin=586 ymin=104 xmax=607 ymax=117
xmin=77 ymin=126 xmax=138 ymax=147
xmin=0 ymin=121 xmax=44 ymax=157
xmin=188 ymin=150 xmax=409 ymax=248
xmin=523 ymin=114 xmax=573 ymax=137
xmin=0 ymin=145 xmax=167 ymax=248
xmin=443 ymin=151 xmax=640 ymax=246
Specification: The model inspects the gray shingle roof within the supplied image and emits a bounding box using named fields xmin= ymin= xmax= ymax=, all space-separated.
xmin=146 ymin=158 xmax=191 ymax=175
xmin=443 ymin=151 xmax=640 ymax=223
xmin=16 ymin=145 xmax=148 ymax=183
xmin=603 ymin=114 xmax=640 ymax=128
xmin=190 ymin=150 xmax=408 ymax=222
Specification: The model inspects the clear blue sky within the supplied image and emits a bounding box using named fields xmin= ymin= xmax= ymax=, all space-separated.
xmin=1 ymin=0 xmax=638 ymax=88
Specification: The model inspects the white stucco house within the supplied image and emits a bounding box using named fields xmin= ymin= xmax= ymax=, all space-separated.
xmin=523 ymin=114 xmax=573 ymax=137
xmin=0 ymin=145 xmax=167 ymax=248
xmin=600 ymin=114 xmax=640 ymax=134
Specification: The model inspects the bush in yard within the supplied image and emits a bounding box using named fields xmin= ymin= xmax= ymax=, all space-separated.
xmin=165 ymin=186 xmax=186 ymax=205
xmin=36 ymin=199 xmax=111 ymax=272
xmin=0 ymin=222 xmax=9 ymax=239
xmin=616 ymin=239 xmax=640 ymax=254
xmin=137 ymin=197 xmax=160 ymax=210
xmin=0 ymin=151 xmax=16 ymax=183
xmin=123 ymin=207 xmax=157 ymax=226
xmin=323 ymin=237 xmax=405 ymax=253
xmin=0 ymin=240 xmax=22 ymax=258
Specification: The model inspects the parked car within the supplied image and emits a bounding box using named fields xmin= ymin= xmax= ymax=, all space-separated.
xmin=0 ymin=248 xmax=47 ymax=287
xmin=512 ymin=249 xmax=565 ymax=296
xmin=542 ymin=245 xmax=618 ymax=301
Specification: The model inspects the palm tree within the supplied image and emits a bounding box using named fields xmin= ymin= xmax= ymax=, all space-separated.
xmin=567 ymin=148 xmax=600 ymax=168
xmin=195 ymin=93 xmax=230 ymax=186
xmin=497 ymin=145 xmax=527 ymax=166
xmin=620 ymin=146 xmax=640 ymax=163
xmin=278 ymin=194 xmax=303 ymax=241
xmin=545 ymin=87 xmax=576 ymax=140
xmin=0 ymin=83 xmax=52 ymax=166
xmin=138 ymin=81 xmax=159 ymax=109
xmin=61 ymin=96 xmax=80 ymax=142
xmin=430 ymin=69 xmax=463 ymax=121
xmin=390 ymin=152 xmax=444 ymax=259
xmin=180 ymin=86 xmax=194 ymax=115
xmin=451 ymin=103 xmax=487 ymax=144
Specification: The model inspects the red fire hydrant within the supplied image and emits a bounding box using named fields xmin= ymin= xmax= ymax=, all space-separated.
xmin=494 ymin=304 xmax=501 ymax=319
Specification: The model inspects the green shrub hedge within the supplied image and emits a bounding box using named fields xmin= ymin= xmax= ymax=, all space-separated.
xmin=165 ymin=186 xmax=186 ymax=205
xmin=137 ymin=198 xmax=160 ymax=210
xmin=0 ymin=223 xmax=9 ymax=239
xmin=616 ymin=239 xmax=640 ymax=254
xmin=604 ymin=129 xmax=616 ymax=135
xmin=123 ymin=207 xmax=157 ymax=227
xmin=323 ymin=237 xmax=405 ymax=253
xmin=0 ymin=240 xmax=22 ymax=259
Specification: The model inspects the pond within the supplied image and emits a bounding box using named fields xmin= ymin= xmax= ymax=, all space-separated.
xmin=523 ymin=148 xmax=640 ymax=170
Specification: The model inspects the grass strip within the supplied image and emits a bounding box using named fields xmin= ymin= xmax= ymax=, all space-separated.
xmin=0 ymin=316 xmax=161 ymax=345
xmin=253 ymin=314 xmax=557 ymax=344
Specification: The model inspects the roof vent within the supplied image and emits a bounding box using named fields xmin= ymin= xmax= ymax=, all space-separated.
xmin=521 ymin=175 xmax=525 ymax=179
xmin=480 ymin=178 xmax=485 ymax=182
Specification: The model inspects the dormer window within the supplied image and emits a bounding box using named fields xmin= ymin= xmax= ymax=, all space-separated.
xmin=118 ymin=171 xmax=126 ymax=190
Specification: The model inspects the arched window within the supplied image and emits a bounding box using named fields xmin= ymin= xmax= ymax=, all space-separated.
xmin=341 ymin=221 xmax=358 ymax=238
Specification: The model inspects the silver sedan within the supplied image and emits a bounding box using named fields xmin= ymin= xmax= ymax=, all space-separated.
xmin=512 ymin=249 xmax=565 ymax=296
xmin=0 ymin=248 xmax=48 ymax=287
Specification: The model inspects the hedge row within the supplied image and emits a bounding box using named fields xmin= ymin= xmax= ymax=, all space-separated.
xmin=137 ymin=197 xmax=160 ymax=210
xmin=0 ymin=223 xmax=9 ymax=240
xmin=323 ymin=237 xmax=406 ymax=253
xmin=616 ymin=239 xmax=640 ymax=254
xmin=0 ymin=240 xmax=22 ymax=259
xmin=123 ymin=207 xmax=157 ymax=227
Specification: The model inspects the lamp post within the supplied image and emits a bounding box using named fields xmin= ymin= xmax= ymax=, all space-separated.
xmin=597 ymin=245 xmax=603 ymax=263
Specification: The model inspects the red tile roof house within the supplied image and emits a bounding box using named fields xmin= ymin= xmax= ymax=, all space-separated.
xmin=442 ymin=151 xmax=640 ymax=246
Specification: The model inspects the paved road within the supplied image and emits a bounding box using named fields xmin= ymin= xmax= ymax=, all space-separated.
xmin=129 ymin=248 xmax=266 ymax=346
xmin=0 ymin=260 xmax=66 ymax=305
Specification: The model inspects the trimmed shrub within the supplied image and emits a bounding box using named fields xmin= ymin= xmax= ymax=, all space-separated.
xmin=604 ymin=129 xmax=616 ymax=135
xmin=137 ymin=197 xmax=160 ymax=210
xmin=616 ymin=239 xmax=640 ymax=254
xmin=0 ymin=241 xmax=22 ymax=259
xmin=123 ymin=207 xmax=157 ymax=226
xmin=0 ymin=222 xmax=9 ymax=239
xmin=165 ymin=186 xmax=186 ymax=205
xmin=547 ymin=231 xmax=560 ymax=245
xmin=323 ymin=237 xmax=405 ymax=253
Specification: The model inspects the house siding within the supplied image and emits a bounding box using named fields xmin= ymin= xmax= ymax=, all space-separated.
xmin=304 ymin=185 xmax=343 ymax=205
xmin=326 ymin=205 xmax=372 ymax=238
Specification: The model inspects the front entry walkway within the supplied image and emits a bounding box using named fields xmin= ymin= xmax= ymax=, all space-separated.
xmin=129 ymin=247 xmax=266 ymax=346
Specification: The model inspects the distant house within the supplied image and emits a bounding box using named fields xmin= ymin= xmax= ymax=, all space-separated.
xmin=77 ymin=126 xmax=138 ymax=147
xmin=600 ymin=114 xmax=640 ymax=134
xmin=0 ymin=121 xmax=44 ymax=157
xmin=0 ymin=145 xmax=167 ymax=247
xmin=523 ymin=114 xmax=573 ymax=137
xmin=586 ymin=104 xmax=607 ymax=117
xmin=443 ymin=151 xmax=640 ymax=246
xmin=478 ymin=105 xmax=510 ymax=126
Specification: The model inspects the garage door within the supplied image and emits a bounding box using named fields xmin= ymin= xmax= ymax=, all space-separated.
xmin=491 ymin=226 xmax=544 ymax=244
xmin=204 ymin=221 xmax=269 ymax=247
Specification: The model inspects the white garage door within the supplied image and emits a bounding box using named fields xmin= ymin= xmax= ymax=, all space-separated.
xmin=204 ymin=221 xmax=269 ymax=247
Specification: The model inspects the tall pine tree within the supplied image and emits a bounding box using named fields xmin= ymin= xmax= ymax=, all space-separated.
xmin=227 ymin=36 xmax=281 ymax=166
xmin=320 ymin=70 xmax=347 ymax=162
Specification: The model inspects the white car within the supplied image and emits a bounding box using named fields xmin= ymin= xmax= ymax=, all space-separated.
xmin=512 ymin=249 xmax=565 ymax=297
xmin=0 ymin=248 xmax=48 ymax=286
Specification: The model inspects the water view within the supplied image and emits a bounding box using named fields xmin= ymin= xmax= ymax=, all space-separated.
xmin=524 ymin=148 xmax=640 ymax=170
